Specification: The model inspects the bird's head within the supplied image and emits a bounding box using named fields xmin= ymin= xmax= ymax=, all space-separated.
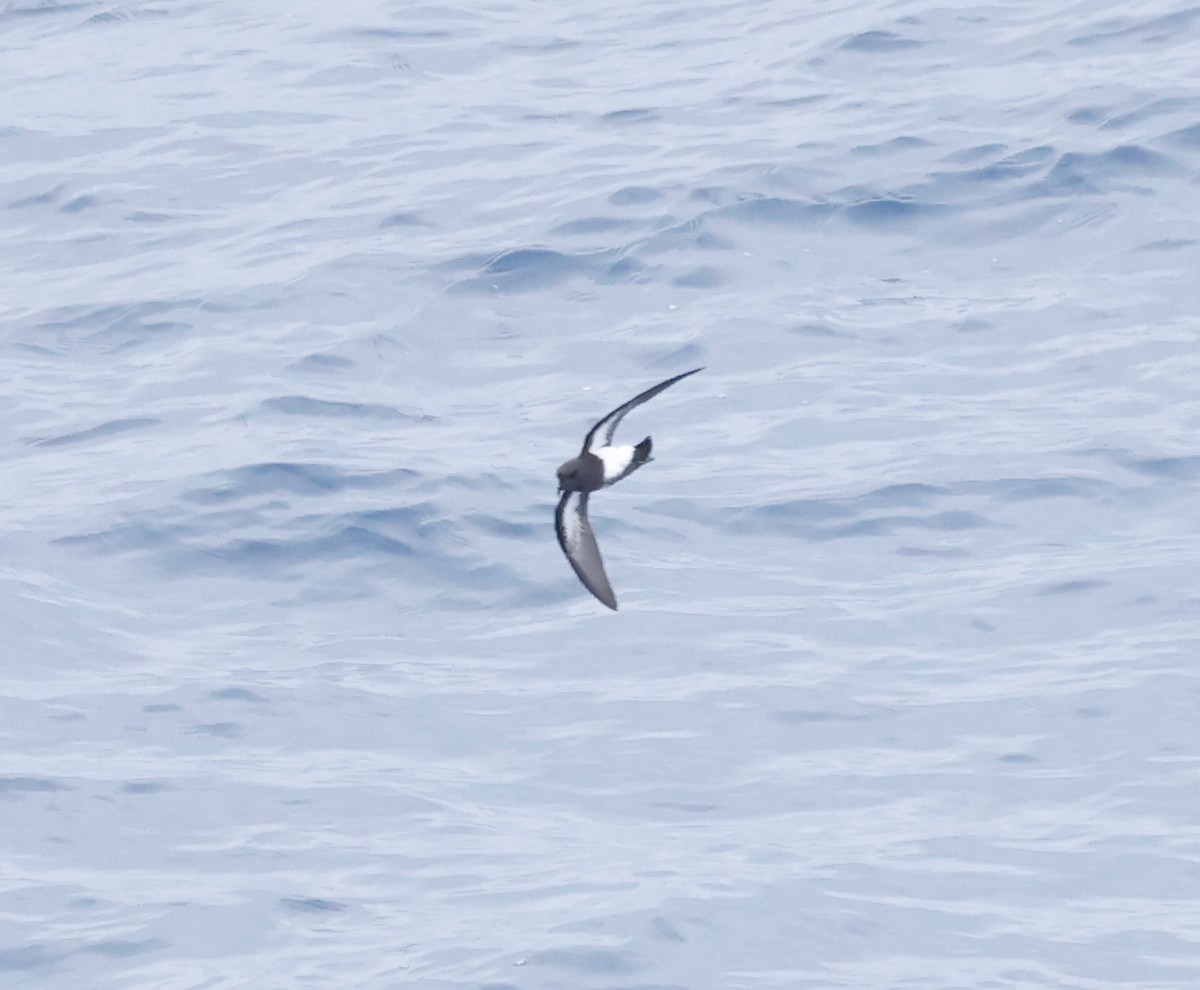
xmin=557 ymin=457 xmax=584 ymax=493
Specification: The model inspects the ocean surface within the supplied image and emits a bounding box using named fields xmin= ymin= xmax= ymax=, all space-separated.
xmin=3 ymin=1 xmax=1200 ymax=987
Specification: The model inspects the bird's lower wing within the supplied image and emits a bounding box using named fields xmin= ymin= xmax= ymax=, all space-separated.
xmin=555 ymin=491 xmax=617 ymax=610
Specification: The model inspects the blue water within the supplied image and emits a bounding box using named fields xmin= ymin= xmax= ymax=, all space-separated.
xmin=3 ymin=1 xmax=1200 ymax=987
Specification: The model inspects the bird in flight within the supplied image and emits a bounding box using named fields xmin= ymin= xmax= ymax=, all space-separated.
xmin=555 ymin=367 xmax=703 ymax=610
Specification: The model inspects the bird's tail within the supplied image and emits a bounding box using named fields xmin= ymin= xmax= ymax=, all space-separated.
xmin=633 ymin=436 xmax=653 ymax=466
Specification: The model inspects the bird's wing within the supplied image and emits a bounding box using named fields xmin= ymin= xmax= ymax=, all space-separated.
xmin=555 ymin=490 xmax=617 ymax=610
xmin=581 ymin=366 xmax=703 ymax=453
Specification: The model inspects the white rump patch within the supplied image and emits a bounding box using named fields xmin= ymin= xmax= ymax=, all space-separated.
xmin=594 ymin=445 xmax=635 ymax=484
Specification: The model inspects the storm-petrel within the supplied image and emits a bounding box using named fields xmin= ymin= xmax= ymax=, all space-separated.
xmin=555 ymin=367 xmax=703 ymax=610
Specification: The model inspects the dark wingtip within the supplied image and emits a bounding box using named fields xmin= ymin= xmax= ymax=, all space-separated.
xmin=592 ymin=587 xmax=618 ymax=610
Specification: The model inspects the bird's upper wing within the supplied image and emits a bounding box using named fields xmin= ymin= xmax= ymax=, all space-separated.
xmin=555 ymin=490 xmax=617 ymax=610
xmin=581 ymin=367 xmax=703 ymax=453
